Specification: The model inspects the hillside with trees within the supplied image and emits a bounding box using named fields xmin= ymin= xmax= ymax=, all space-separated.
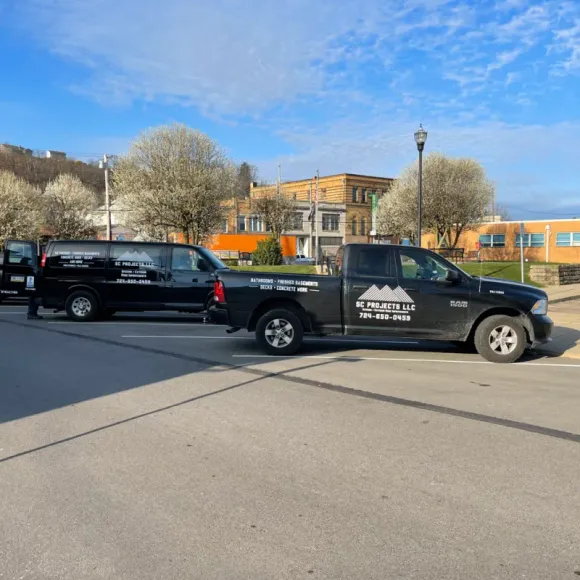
xmin=0 ymin=148 xmax=105 ymax=202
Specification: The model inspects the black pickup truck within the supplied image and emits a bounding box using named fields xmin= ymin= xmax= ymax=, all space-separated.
xmin=209 ymin=243 xmax=553 ymax=363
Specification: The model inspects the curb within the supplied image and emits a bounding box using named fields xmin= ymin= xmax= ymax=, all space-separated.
xmin=549 ymin=294 xmax=580 ymax=305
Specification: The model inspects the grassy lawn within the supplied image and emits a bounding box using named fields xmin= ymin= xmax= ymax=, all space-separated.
xmin=231 ymin=264 xmax=317 ymax=274
xmin=459 ymin=262 xmax=543 ymax=286
xmin=231 ymin=262 xmax=549 ymax=286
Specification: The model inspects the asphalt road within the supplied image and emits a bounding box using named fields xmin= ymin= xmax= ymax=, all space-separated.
xmin=1 ymin=302 xmax=580 ymax=579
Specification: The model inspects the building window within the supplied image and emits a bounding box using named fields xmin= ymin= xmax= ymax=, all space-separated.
xmin=479 ymin=234 xmax=505 ymax=248
xmin=361 ymin=188 xmax=367 ymax=203
xmin=515 ymin=233 xmax=544 ymax=247
xmin=249 ymin=216 xmax=263 ymax=232
xmin=352 ymin=187 xmax=357 ymax=203
xmin=221 ymin=220 xmax=228 ymax=233
xmin=360 ymin=217 xmax=366 ymax=236
xmin=322 ymin=213 xmax=340 ymax=231
xmin=237 ymin=215 xmax=246 ymax=232
xmin=556 ymin=232 xmax=580 ymax=247
xmin=351 ymin=217 xmax=357 ymax=235
xmin=292 ymin=212 xmax=304 ymax=231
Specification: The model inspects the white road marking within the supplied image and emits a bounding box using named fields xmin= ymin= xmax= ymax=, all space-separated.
xmin=48 ymin=321 xmax=204 ymax=326
xmin=122 ymin=335 xmax=254 ymax=340
xmin=232 ymin=354 xmax=580 ymax=368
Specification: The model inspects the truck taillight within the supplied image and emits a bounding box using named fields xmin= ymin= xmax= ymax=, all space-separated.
xmin=40 ymin=253 xmax=47 ymax=267
xmin=214 ymin=280 xmax=226 ymax=303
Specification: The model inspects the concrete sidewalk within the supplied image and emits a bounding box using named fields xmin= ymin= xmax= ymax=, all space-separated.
xmin=545 ymin=283 xmax=580 ymax=304
xmin=537 ymin=299 xmax=580 ymax=360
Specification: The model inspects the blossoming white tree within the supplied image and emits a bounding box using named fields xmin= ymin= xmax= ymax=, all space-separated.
xmin=376 ymin=153 xmax=494 ymax=247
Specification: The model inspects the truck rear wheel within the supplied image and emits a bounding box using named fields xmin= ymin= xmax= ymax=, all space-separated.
xmin=66 ymin=291 xmax=98 ymax=322
xmin=474 ymin=314 xmax=526 ymax=363
xmin=256 ymin=308 xmax=303 ymax=356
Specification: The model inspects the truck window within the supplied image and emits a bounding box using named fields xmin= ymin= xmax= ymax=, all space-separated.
xmin=48 ymin=243 xmax=106 ymax=269
xmin=7 ymin=243 xmax=34 ymax=265
xmin=355 ymin=247 xmax=393 ymax=277
xmin=170 ymin=247 xmax=208 ymax=272
xmin=398 ymin=247 xmax=449 ymax=281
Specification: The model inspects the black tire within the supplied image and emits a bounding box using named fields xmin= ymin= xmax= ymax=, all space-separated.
xmin=65 ymin=291 xmax=98 ymax=322
xmin=204 ymin=292 xmax=214 ymax=312
xmin=255 ymin=308 xmax=304 ymax=356
xmin=474 ymin=314 xmax=526 ymax=364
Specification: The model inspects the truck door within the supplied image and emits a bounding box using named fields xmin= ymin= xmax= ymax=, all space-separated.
xmin=394 ymin=246 xmax=470 ymax=339
xmin=0 ymin=240 xmax=38 ymax=299
xmin=344 ymin=245 xmax=404 ymax=336
xmin=163 ymin=246 xmax=214 ymax=311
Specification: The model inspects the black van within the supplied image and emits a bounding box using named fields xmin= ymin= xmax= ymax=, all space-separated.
xmin=34 ymin=240 xmax=227 ymax=321
xmin=0 ymin=239 xmax=41 ymax=302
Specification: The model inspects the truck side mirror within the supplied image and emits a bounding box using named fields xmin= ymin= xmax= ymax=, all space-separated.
xmin=445 ymin=269 xmax=460 ymax=283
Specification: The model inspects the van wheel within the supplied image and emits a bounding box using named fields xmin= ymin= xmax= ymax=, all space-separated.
xmin=256 ymin=309 xmax=303 ymax=356
xmin=66 ymin=291 xmax=98 ymax=322
xmin=474 ymin=315 xmax=526 ymax=363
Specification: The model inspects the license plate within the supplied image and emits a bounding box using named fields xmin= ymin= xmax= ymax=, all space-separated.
xmin=10 ymin=275 xmax=25 ymax=283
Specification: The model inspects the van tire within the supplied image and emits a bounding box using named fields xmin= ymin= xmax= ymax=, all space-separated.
xmin=66 ymin=291 xmax=98 ymax=322
xmin=256 ymin=308 xmax=303 ymax=356
xmin=474 ymin=314 xmax=526 ymax=363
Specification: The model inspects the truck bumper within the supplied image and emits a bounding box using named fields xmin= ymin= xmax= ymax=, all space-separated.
xmin=209 ymin=305 xmax=230 ymax=326
xmin=525 ymin=314 xmax=553 ymax=346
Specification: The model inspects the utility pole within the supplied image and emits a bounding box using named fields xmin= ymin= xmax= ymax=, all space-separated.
xmin=99 ymin=154 xmax=112 ymax=240
xmin=314 ymin=170 xmax=319 ymax=265
xmin=277 ymin=164 xmax=281 ymax=197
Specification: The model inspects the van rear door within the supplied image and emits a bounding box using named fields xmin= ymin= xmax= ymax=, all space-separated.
xmin=0 ymin=240 xmax=38 ymax=299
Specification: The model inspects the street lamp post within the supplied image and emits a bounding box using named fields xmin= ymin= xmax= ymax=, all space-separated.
xmin=414 ymin=124 xmax=428 ymax=247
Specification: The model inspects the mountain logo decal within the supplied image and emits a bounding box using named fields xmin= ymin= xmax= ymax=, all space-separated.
xmin=357 ymin=285 xmax=414 ymax=303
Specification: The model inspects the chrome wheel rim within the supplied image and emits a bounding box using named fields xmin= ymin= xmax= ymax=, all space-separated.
xmin=489 ymin=325 xmax=518 ymax=355
xmin=264 ymin=318 xmax=294 ymax=348
xmin=72 ymin=297 xmax=92 ymax=317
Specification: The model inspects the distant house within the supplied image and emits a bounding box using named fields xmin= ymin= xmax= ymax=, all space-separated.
xmin=45 ymin=150 xmax=67 ymax=160
xmin=0 ymin=144 xmax=33 ymax=156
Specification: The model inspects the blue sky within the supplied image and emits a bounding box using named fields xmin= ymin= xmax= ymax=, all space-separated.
xmin=1 ymin=0 xmax=579 ymax=218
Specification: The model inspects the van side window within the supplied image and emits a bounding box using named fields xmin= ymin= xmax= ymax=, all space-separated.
xmin=48 ymin=243 xmax=106 ymax=268
xmin=109 ymin=245 xmax=164 ymax=271
xmin=170 ymin=247 xmax=208 ymax=272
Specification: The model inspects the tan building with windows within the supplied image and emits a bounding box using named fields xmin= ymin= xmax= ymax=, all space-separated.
xmin=210 ymin=172 xmax=394 ymax=260
xmin=250 ymin=172 xmax=394 ymax=243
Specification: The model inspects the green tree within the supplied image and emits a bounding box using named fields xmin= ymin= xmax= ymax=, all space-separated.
xmin=253 ymin=237 xmax=283 ymax=265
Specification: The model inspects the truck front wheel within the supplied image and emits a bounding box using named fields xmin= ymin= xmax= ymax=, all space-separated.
xmin=474 ymin=314 xmax=526 ymax=363
xmin=256 ymin=308 xmax=304 ymax=356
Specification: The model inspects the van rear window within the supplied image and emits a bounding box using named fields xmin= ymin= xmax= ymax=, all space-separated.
xmin=49 ymin=243 xmax=106 ymax=269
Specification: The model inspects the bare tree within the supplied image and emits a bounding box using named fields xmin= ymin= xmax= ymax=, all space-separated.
xmin=252 ymin=194 xmax=297 ymax=240
xmin=113 ymin=124 xmax=237 ymax=244
xmin=0 ymin=170 xmax=43 ymax=245
xmin=495 ymin=203 xmax=511 ymax=221
xmin=376 ymin=153 xmax=494 ymax=248
xmin=43 ymin=174 xmax=98 ymax=239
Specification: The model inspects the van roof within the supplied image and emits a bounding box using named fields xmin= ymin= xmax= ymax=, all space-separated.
xmin=48 ymin=240 xmax=204 ymax=249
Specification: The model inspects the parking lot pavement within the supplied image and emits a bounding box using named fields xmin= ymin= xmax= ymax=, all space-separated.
xmin=2 ymin=304 xmax=580 ymax=579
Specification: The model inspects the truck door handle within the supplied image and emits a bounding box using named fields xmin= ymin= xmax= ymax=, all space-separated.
xmin=401 ymin=287 xmax=419 ymax=293
xmin=352 ymin=285 xmax=367 ymax=291
xmin=192 ymin=278 xmax=198 ymax=283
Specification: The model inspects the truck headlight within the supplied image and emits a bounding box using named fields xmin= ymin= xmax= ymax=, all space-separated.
xmin=531 ymin=299 xmax=548 ymax=315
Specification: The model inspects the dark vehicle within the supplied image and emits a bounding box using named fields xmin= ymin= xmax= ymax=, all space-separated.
xmin=0 ymin=240 xmax=41 ymax=302
xmin=210 ymin=243 xmax=553 ymax=363
xmin=9 ymin=239 xmax=227 ymax=321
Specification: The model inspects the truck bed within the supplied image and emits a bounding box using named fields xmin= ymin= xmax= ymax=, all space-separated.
xmin=215 ymin=269 xmax=342 ymax=333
